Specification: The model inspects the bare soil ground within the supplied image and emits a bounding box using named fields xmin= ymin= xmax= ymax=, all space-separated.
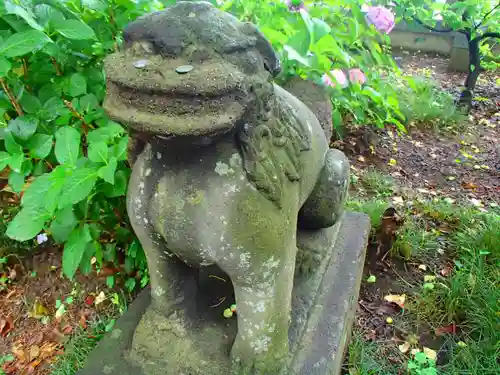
xmin=0 ymin=241 xmax=126 ymax=375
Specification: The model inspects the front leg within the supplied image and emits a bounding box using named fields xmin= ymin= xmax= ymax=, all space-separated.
xmin=225 ymin=252 xmax=296 ymax=375
xmin=127 ymin=143 xmax=196 ymax=315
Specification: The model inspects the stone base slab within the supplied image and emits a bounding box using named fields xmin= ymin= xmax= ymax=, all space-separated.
xmin=77 ymin=212 xmax=370 ymax=375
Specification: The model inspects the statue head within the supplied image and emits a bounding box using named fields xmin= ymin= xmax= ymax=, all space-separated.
xmin=103 ymin=1 xmax=281 ymax=137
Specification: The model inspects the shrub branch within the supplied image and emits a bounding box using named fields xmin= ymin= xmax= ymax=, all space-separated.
xmin=0 ymin=78 xmax=24 ymax=116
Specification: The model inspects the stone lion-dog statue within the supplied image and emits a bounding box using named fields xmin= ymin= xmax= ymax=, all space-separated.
xmin=103 ymin=1 xmax=349 ymax=373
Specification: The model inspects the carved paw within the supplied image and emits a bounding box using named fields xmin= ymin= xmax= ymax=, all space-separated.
xmin=230 ymin=337 xmax=288 ymax=375
xmin=295 ymin=245 xmax=323 ymax=276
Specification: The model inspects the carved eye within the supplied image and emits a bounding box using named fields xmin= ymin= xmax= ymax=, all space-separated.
xmin=131 ymin=41 xmax=155 ymax=55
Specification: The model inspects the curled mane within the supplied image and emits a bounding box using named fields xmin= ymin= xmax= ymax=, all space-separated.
xmin=236 ymin=92 xmax=312 ymax=208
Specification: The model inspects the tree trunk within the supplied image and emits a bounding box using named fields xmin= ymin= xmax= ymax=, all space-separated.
xmin=458 ymin=32 xmax=500 ymax=111
xmin=458 ymin=33 xmax=479 ymax=111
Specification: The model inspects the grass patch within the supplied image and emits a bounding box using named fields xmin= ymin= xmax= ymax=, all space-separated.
xmin=345 ymin=198 xmax=499 ymax=375
xmin=392 ymin=218 xmax=441 ymax=260
xmin=346 ymin=197 xmax=389 ymax=230
xmin=344 ymin=331 xmax=403 ymax=375
xmin=438 ymin=211 xmax=499 ymax=374
xmin=393 ymin=76 xmax=467 ymax=131
xmin=49 ymin=315 xmax=119 ymax=375
xmin=359 ymin=168 xmax=395 ymax=197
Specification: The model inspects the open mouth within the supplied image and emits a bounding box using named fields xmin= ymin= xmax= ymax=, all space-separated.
xmin=103 ymin=53 xmax=254 ymax=136
xmin=103 ymin=81 xmax=246 ymax=137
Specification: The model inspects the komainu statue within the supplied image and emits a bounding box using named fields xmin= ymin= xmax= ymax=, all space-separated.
xmin=103 ymin=1 xmax=349 ymax=373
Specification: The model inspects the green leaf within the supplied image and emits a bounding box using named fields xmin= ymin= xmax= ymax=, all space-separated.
xmin=3 ymin=131 xmax=23 ymax=155
xmin=80 ymin=241 xmax=96 ymax=275
xmin=103 ymin=169 xmax=128 ymax=197
xmin=111 ymin=135 xmax=128 ymax=161
xmin=8 ymin=153 xmax=24 ymax=173
xmin=106 ymin=275 xmax=115 ymax=288
xmin=34 ymin=4 xmax=65 ymax=28
xmin=286 ymin=30 xmax=310 ymax=57
xmin=79 ymin=93 xmax=98 ymax=112
xmin=415 ymin=351 xmax=428 ymax=364
xmin=8 ymin=170 xmax=24 ymax=193
xmin=4 ymin=1 xmax=44 ymax=31
xmin=0 ymin=57 xmax=12 ymax=78
xmin=407 ymin=362 xmax=418 ymax=370
xmin=20 ymin=158 xmax=33 ymax=176
xmin=41 ymin=97 xmax=67 ymax=121
xmin=87 ymin=121 xmax=124 ymax=144
xmin=62 ymin=225 xmax=92 ymax=279
xmin=0 ymin=30 xmax=52 ymax=58
xmin=22 ymin=166 xmax=67 ymax=213
xmin=7 ymin=116 xmax=38 ymax=140
xmin=82 ymin=0 xmax=108 ymax=12
xmin=88 ymin=140 xmax=108 ymax=163
xmin=32 ymin=160 xmax=48 ymax=176
xmin=6 ymin=206 xmax=51 ymax=241
xmin=55 ymin=19 xmax=96 ymax=40
xmin=98 ymin=157 xmax=117 ymax=184
xmin=283 ymin=45 xmax=311 ymax=67
xmin=67 ymin=73 xmax=87 ymax=97
xmin=311 ymin=18 xmax=331 ymax=43
xmin=3 ymin=132 xmax=24 ymax=172
xmin=361 ymin=87 xmax=382 ymax=104
xmin=94 ymin=241 xmax=103 ymax=265
xmin=0 ymin=152 xmax=11 ymax=171
xmin=125 ymin=278 xmax=136 ymax=292
xmin=55 ymin=126 xmax=80 ymax=165
xmin=20 ymin=93 xmax=42 ymax=114
xmin=28 ymin=134 xmax=53 ymax=159
xmin=58 ymin=167 xmax=99 ymax=208
xmin=50 ymin=206 xmax=78 ymax=243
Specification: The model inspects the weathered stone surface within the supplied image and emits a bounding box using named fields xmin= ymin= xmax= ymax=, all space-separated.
xmin=77 ymin=212 xmax=370 ymax=375
xmin=282 ymin=77 xmax=333 ymax=141
xmin=100 ymin=1 xmax=351 ymax=372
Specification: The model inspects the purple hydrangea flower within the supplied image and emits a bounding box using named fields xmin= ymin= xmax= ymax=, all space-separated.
xmin=36 ymin=233 xmax=48 ymax=245
xmin=284 ymin=0 xmax=306 ymax=13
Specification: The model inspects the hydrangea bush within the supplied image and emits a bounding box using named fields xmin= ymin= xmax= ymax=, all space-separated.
xmin=222 ymin=0 xmax=404 ymax=133
xmin=1 ymin=0 xmax=403 ymax=284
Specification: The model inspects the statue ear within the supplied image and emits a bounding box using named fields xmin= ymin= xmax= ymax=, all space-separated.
xmin=241 ymin=22 xmax=281 ymax=77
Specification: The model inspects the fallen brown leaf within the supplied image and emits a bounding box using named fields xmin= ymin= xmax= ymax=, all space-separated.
xmin=28 ymin=332 xmax=44 ymax=346
xmin=39 ymin=342 xmax=59 ymax=360
xmin=435 ymin=323 xmax=456 ymax=336
xmin=62 ymin=325 xmax=73 ymax=335
xmin=79 ymin=314 xmax=88 ymax=329
xmin=384 ymin=294 xmax=406 ymax=309
xmin=28 ymin=345 xmax=40 ymax=362
xmin=0 ymin=316 xmax=14 ymax=337
xmin=12 ymin=344 xmax=26 ymax=362
xmin=398 ymin=341 xmax=411 ymax=353
xmin=440 ymin=265 xmax=452 ymax=276
xmin=462 ymin=181 xmax=478 ymax=190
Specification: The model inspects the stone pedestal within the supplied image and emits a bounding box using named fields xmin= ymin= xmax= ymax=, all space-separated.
xmin=77 ymin=212 xmax=370 ymax=375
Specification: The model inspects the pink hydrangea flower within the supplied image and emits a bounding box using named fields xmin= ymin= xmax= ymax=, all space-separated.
xmin=348 ymin=68 xmax=366 ymax=84
xmin=322 ymin=69 xmax=348 ymax=88
xmin=363 ymin=6 xmax=395 ymax=34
